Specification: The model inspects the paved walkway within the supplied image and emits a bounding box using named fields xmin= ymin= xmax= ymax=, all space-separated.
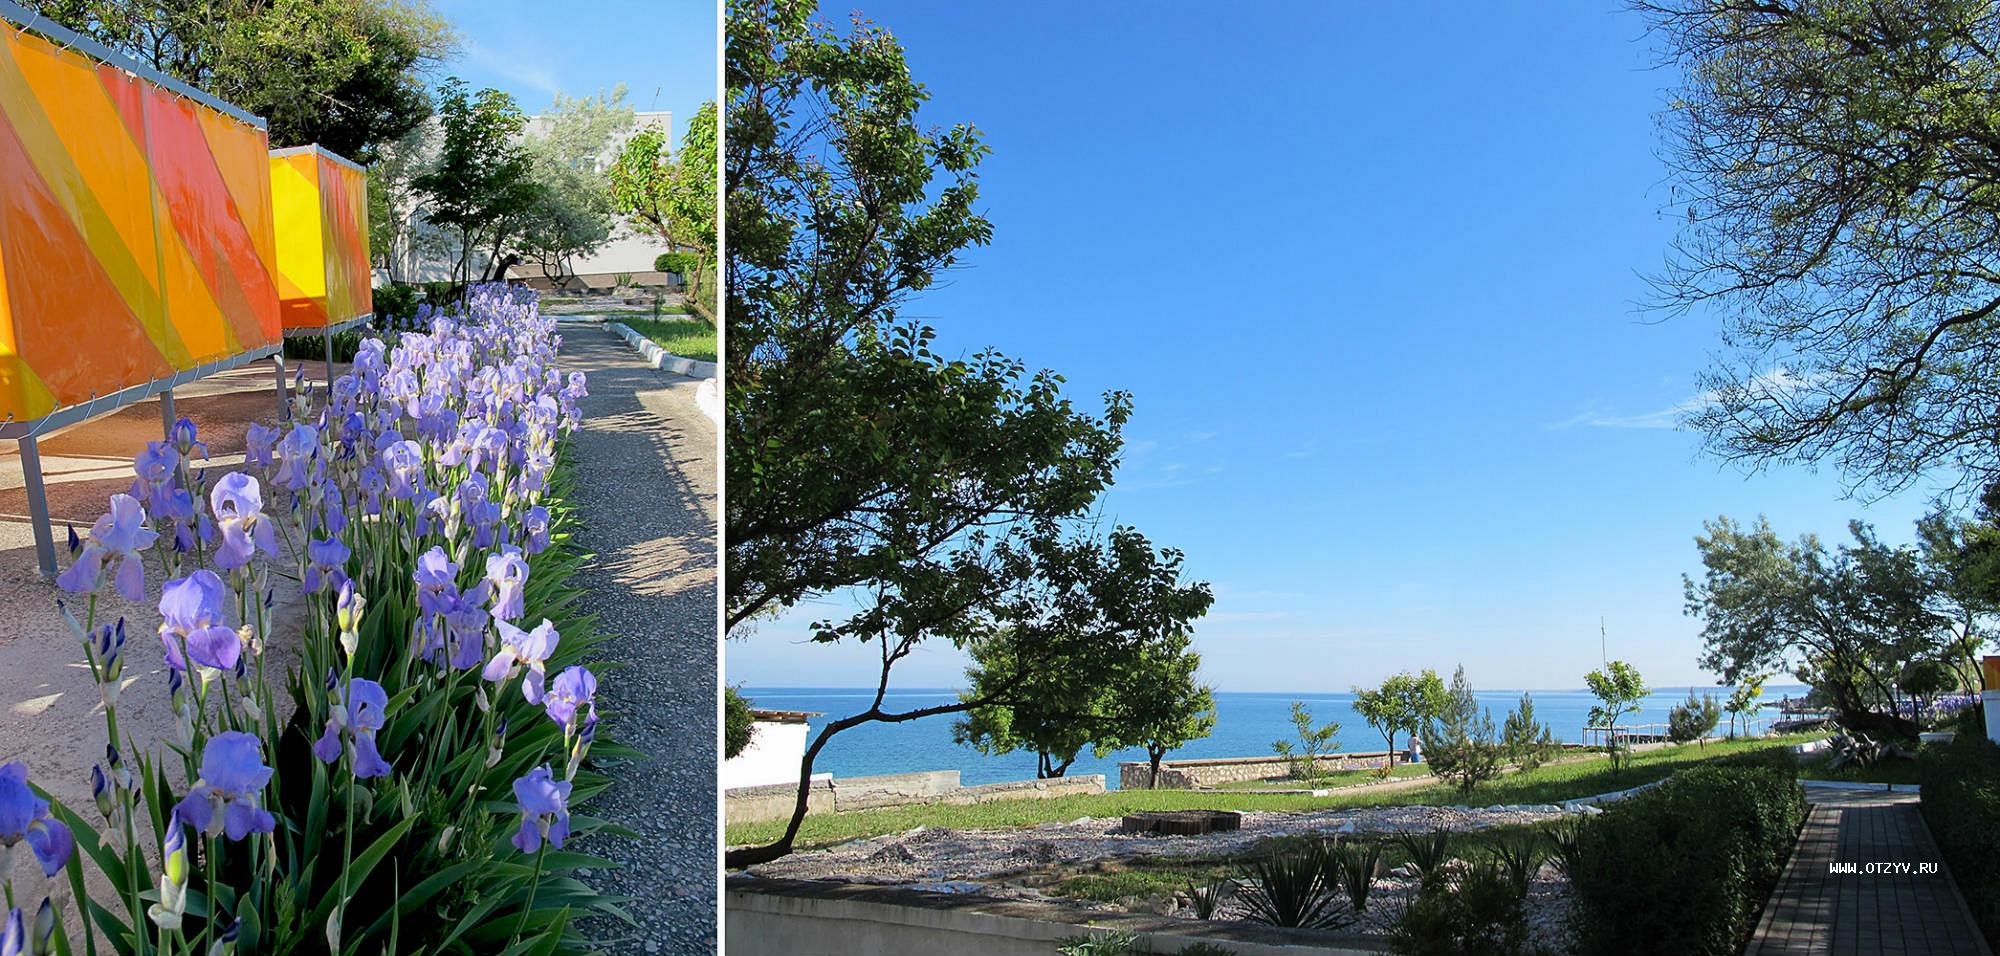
xmin=1747 ymin=789 xmax=1990 ymax=956
xmin=559 ymin=321 xmax=718 ymax=953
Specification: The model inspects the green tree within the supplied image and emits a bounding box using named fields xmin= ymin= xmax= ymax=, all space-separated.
xmin=1112 ymin=640 xmax=1216 ymax=790
xmin=609 ymin=101 xmax=717 ymax=315
xmin=1426 ymin=665 xmax=1503 ymax=795
xmin=724 ymin=686 xmax=757 ymax=759
xmin=514 ymin=88 xmax=630 ymax=286
xmin=1499 ymin=693 xmax=1557 ymax=770
xmin=29 ymin=0 xmax=453 ymax=161
xmin=1352 ymin=669 xmax=1447 ymax=775
xmin=1722 ymin=674 xmax=1767 ymax=739
xmin=1685 ymin=516 xmax=1951 ymax=738
xmin=1585 ymin=660 xmax=1649 ymax=772
xmin=1666 ymin=689 xmax=1721 ymax=746
xmin=411 ymin=78 xmax=537 ymax=289
xmin=1636 ymin=0 xmax=2000 ymax=496
xmin=1272 ymin=701 xmax=1341 ymax=787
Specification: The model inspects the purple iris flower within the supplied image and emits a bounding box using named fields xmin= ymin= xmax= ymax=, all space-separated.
xmin=210 ymin=472 xmax=278 ymax=570
xmin=0 ymin=909 xmax=20 ymax=956
xmin=482 ymin=618 xmax=559 ymax=702
xmin=169 ymin=417 xmax=206 ymax=459
xmin=484 ymin=546 xmax=529 ymax=621
xmin=173 ymin=732 xmax=275 ymax=840
xmin=380 ymin=440 xmax=425 ymax=500
xmin=56 ymin=493 xmax=158 ymax=600
xmin=0 ymin=763 xmax=73 ymax=877
xmin=304 ymin=536 xmax=351 ymax=594
xmin=157 ymin=570 xmax=239 ymax=672
xmin=311 ymin=678 xmax=394 ymax=778
xmin=244 ymin=422 xmax=280 ymax=469
xmin=543 ymin=665 xmax=597 ymax=731
xmin=413 ymin=547 xmax=460 ymax=615
xmin=273 ymin=424 xmax=319 ymax=490
xmin=510 ymin=766 xmax=571 ymax=854
xmin=523 ymin=505 xmax=551 ymax=555
xmin=132 ymin=441 xmax=179 ymax=484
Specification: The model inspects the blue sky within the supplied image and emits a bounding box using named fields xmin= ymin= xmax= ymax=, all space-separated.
xmin=429 ymin=0 xmax=717 ymax=136
xmin=727 ymin=2 xmax=1951 ymax=694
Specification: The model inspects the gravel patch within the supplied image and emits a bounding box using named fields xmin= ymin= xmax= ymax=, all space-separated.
xmin=558 ymin=325 xmax=718 ymax=953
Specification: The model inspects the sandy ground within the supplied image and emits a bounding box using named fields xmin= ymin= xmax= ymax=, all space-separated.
xmin=0 ymin=359 xmax=327 ymax=937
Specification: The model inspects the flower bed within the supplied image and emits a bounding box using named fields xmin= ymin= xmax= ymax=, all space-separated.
xmin=1 ymin=286 xmax=625 ymax=954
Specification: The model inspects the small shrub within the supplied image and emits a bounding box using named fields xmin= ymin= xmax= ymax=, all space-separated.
xmin=1489 ymin=829 xmax=1542 ymax=897
xmin=1185 ymin=876 xmax=1232 ymax=920
xmin=1566 ymin=765 xmax=1806 ymax=956
xmin=655 ymin=251 xmax=699 ymax=275
xmin=1389 ymin=860 xmax=1529 ymax=956
xmin=1546 ymin=818 xmax=1584 ymax=877
xmin=724 ymin=686 xmax=757 ymax=759
xmin=371 ymin=282 xmax=422 ymax=325
xmin=1323 ymin=838 xmax=1382 ymax=913
xmin=1667 ymin=689 xmax=1722 ymax=746
xmin=1395 ymin=829 xmax=1455 ymax=890
xmin=1500 ymin=693 xmax=1558 ymax=770
xmin=1236 ymin=841 xmax=1351 ymax=929
xmin=1426 ymin=666 xmax=1503 ymax=793
xmin=1919 ymin=733 xmax=2000 ymax=942
xmin=1271 ymin=701 xmax=1342 ymax=787
xmin=1056 ymin=930 xmax=1140 ymax=955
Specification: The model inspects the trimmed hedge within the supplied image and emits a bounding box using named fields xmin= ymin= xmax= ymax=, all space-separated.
xmin=1566 ymin=765 xmax=1806 ymax=956
xmin=1919 ymin=732 xmax=2000 ymax=945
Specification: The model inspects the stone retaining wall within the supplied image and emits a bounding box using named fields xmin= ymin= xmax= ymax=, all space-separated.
xmin=726 ymin=771 xmax=1106 ymax=824
xmin=1119 ymin=752 xmax=1398 ymax=790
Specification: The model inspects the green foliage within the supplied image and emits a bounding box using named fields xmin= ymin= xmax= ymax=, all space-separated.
xmin=512 ymin=89 xmax=629 ymax=287
xmin=281 ymin=328 xmax=365 ymax=362
xmin=1667 ymin=689 xmax=1722 ymax=746
xmin=610 ymin=102 xmax=717 ymax=306
xmin=1389 ymin=860 xmax=1528 ymax=956
xmin=1585 ymin=660 xmax=1649 ymax=771
xmin=1353 ymin=669 xmax=1447 ymax=774
xmin=1566 ymin=765 xmax=1806 ymax=956
xmin=1394 ymin=830 xmax=1454 ymax=891
xmin=411 ymin=78 xmax=536 ymax=286
xmin=1323 ymin=838 xmax=1381 ymax=913
xmin=29 ymin=0 xmax=453 ymax=161
xmin=1271 ymin=701 xmax=1341 ymax=787
xmin=1425 ymin=666 xmax=1502 ymax=794
xmin=1055 ymin=930 xmax=1140 ymax=956
xmin=1918 ymin=733 xmax=2000 ymax=943
xmin=1488 ymin=828 xmax=1542 ymax=898
xmin=1499 ymin=693 xmax=1557 ymax=770
xmin=1685 ymin=516 xmax=1950 ymax=739
xmin=371 ymin=283 xmax=422 ymax=326
xmin=1639 ymin=0 xmax=2000 ymax=492
xmin=1235 ymin=840 xmax=1350 ymax=930
xmin=1186 ymin=876 xmax=1230 ymax=919
xmin=1722 ymin=675 xmax=1767 ymax=739
xmin=655 ymin=251 xmax=700 ymax=275
xmin=725 ymin=687 xmax=757 ymax=760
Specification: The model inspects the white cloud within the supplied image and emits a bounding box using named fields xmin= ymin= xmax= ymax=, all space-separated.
xmin=1556 ymin=368 xmax=1810 ymax=431
xmin=461 ymin=37 xmax=563 ymax=100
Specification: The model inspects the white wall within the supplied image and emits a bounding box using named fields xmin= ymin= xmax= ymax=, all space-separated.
xmin=723 ymin=719 xmax=810 ymax=790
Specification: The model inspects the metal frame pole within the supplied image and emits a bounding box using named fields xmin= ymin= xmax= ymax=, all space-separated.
xmin=159 ymin=387 xmax=176 ymax=439
xmin=324 ymin=327 xmax=335 ymax=385
xmin=273 ymin=354 xmax=289 ymax=421
xmin=19 ymin=437 xmax=57 ymax=578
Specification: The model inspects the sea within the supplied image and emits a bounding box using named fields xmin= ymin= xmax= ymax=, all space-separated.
xmin=741 ymin=685 xmax=1809 ymax=789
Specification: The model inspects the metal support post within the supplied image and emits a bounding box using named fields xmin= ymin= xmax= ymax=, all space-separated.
xmin=19 ymin=436 xmax=57 ymax=579
xmin=159 ymin=387 xmax=176 ymax=439
xmin=324 ymin=327 xmax=335 ymax=385
xmin=273 ymin=354 xmax=289 ymax=421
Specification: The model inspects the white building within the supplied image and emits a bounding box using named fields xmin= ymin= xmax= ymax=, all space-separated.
xmin=722 ymin=710 xmax=816 ymax=791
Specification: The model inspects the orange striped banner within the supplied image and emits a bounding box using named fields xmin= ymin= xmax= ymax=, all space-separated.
xmin=0 ymin=21 xmax=279 ymax=423
xmin=272 ymin=145 xmax=372 ymax=332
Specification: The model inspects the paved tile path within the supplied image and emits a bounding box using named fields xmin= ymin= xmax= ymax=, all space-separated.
xmin=559 ymin=321 xmax=719 ymax=953
xmin=1747 ymin=789 xmax=1990 ymax=956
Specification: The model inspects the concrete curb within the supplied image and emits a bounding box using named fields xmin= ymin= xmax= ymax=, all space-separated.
xmin=1799 ymin=778 xmax=1922 ymax=793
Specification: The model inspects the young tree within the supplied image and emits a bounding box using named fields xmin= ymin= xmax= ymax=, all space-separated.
xmin=1352 ymin=669 xmax=1447 ymax=774
xmin=1425 ymin=665 xmax=1502 ymax=795
xmin=1722 ymin=674 xmax=1767 ymax=739
xmin=411 ymin=79 xmax=537 ymax=289
xmin=31 ymin=0 xmax=453 ymax=161
xmin=1585 ymin=660 xmax=1649 ymax=772
xmin=609 ymin=102 xmax=717 ymax=314
xmin=1272 ymin=701 xmax=1342 ymax=787
xmin=1111 ymin=642 xmax=1216 ymax=790
xmin=1499 ymin=693 xmax=1557 ymax=770
xmin=513 ymin=89 xmax=630 ymax=286
xmin=1686 ymin=516 xmax=1951 ymax=738
xmin=1666 ymin=689 xmax=1721 ymax=747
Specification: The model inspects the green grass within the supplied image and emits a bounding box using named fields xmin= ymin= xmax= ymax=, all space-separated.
xmin=725 ymin=734 xmax=1821 ymax=850
xmin=1213 ymin=763 xmax=1433 ymax=791
xmin=620 ymin=316 xmax=716 ymax=362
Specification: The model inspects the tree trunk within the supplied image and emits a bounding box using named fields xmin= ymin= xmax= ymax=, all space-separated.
xmin=1147 ymin=746 xmax=1165 ymax=789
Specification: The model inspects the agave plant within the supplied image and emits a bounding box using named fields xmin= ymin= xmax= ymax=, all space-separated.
xmin=1186 ymin=875 xmax=1234 ymax=919
xmin=1546 ymin=818 xmax=1585 ymax=878
xmin=1324 ymin=838 xmax=1383 ymax=913
xmin=1395 ymin=829 xmax=1456 ymax=889
xmin=1489 ymin=828 xmax=1543 ymax=898
xmin=1236 ymin=841 xmax=1352 ymax=930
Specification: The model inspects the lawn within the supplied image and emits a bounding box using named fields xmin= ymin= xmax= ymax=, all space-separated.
xmin=724 ymin=734 xmax=1821 ymax=850
xmin=622 ymin=315 xmax=716 ymax=362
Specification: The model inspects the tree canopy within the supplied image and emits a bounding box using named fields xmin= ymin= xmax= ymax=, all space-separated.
xmin=1638 ymin=0 xmax=2000 ymax=496
xmin=410 ymin=78 xmax=536 ymax=287
xmin=1352 ymin=669 xmax=1447 ymax=772
xmin=30 ymin=0 xmax=454 ymax=162
xmin=609 ymin=101 xmax=718 ymax=312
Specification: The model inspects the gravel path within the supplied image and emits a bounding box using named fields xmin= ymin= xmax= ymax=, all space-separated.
xmin=559 ymin=321 xmax=719 ymax=953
